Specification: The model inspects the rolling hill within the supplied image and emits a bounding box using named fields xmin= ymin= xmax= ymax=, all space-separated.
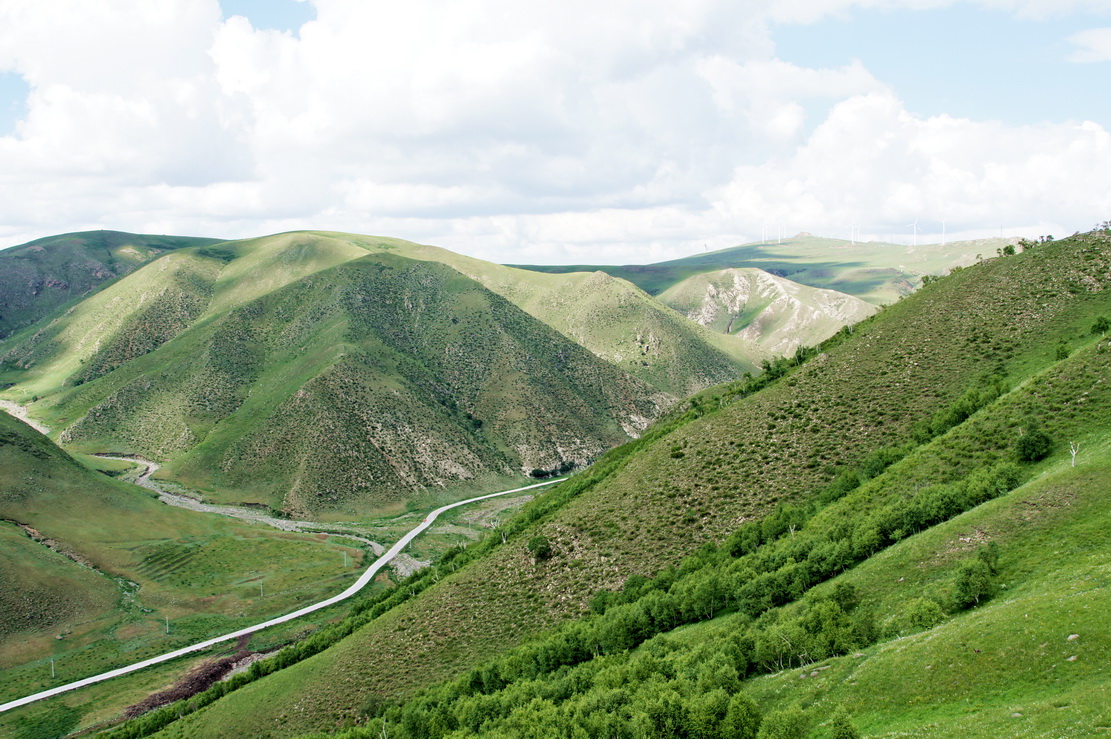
xmin=116 ymin=229 xmax=1110 ymax=738
xmin=657 ymin=267 xmax=877 ymax=355
xmin=513 ymin=234 xmax=1010 ymax=305
xmin=0 ymin=238 xmax=674 ymax=518
xmin=0 ymin=231 xmax=221 ymax=341
xmin=0 ymin=410 xmax=372 ymax=719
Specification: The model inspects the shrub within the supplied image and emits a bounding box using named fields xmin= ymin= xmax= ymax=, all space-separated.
xmin=1014 ymin=425 xmax=1052 ymax=462
xmin=828 ymin=708 xmax=862 ymax=739
xmin=952 ymin=559 xmax=993 ymax=609
xmin=757 ymin=705 xmax=809 ymax=739
xmin=527 ymin=536 xmax=553 ymax=561
xmin=1093 ymin=316 xmax=1110 ymax=335
xmin=890 ymin=597 xmax=946 ymax=635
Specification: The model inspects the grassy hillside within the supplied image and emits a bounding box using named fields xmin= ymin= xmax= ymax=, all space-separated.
xmin=0 ymin=231 xmax=220 ymax=341
xmin=514 ymin=235 xmax=1009 ymax=305
xmin=658 ymin=267 xmax=877 ymax=355
xmin=296 ymin=232 xmax=757 ymax=396
xmin=0 ymin=410 xmax=370 ymax=713
xmin=0 ymin=231 xmax=754 ymax=402
xmin=135 ymin=230 xmax=1111 ymax=737
xmin=7 ymin=252 xmax=667 ymax=519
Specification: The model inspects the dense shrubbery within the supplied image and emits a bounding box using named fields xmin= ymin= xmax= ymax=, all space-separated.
xmin=331 ymin=448 xmax=1022 ymax=737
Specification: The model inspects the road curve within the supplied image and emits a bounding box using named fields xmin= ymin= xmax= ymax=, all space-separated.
xmin=0 ymin=477 xmax=564 ymax=714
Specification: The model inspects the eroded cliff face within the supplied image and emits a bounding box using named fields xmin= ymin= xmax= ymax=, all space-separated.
xmin=660 ymin=267 xmax=877 ymax=355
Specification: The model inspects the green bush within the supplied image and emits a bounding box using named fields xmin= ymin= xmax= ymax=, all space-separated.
xmin=952 ymin=559 xmax=994 ymax=609
xmin=828 ymin=707 xmax=863 ymax=739
xmin=890 ymin=597 xmax=946 ymax=635
xmin=527 ymin=536 xmax=553 ymax=561
xmin=1014 ymin=425 xmax=1052 ymax=462
xmin=757 ymin=705 xmax=809 ymax=739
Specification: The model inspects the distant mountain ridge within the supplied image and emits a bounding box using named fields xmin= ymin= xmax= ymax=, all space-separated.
xmin=512 ymin=233 xmax=1011 ymax=304
xmin=0 ymin=230 xmax=222 ymax=340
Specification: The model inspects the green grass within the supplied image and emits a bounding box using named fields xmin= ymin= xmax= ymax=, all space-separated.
xmin=0 ymin=412 xmax=369 ymax=711
xmin=133 ymin=229 xmax=1111 ymax=737
xmin=0 ymin=230 xmax=221 ymax=341
xmin=243 ymin=314 xmax=1111 ymax=739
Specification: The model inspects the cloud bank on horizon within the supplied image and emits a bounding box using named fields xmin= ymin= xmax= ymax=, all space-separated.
xmin=0 ymin=0 xmax=1109 ymax=265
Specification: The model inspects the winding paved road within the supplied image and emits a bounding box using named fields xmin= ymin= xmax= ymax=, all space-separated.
xmin=0 ymin=477 xmax=564 ymax=714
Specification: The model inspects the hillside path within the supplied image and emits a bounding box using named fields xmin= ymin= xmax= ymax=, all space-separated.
xmin=94 ymin=455 xmax=388 ymax=553
xmin=0 ymin=477 xmax=564 ymax=714
xmin=0 ymin=400 xmax=51 ymax=434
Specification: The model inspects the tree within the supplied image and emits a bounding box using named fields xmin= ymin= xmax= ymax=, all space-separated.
xmin=1015 ymin=424 xmax=1051 ymax=462
xmin=757 ymin=705 xmax=809 ymax=739
xmin=1092 ymin=316 xmax=1110 ymax=335
xmin=721 ymin=693 xmax=762 ymax=739
xmin=952 ymin=559 xmax=993 ymax=609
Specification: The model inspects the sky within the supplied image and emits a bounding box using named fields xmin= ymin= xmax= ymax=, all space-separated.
xmin=0 ymin=0 xmax=1109 ymax=265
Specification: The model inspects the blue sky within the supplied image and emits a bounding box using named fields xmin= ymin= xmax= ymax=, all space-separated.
xmin=0 ymin=0 xmax=1108 ymax=263
xmin=221 ymin=0 xmax=314 ymax=35
xmin=775 ymin=6 xmax=1106 ymax=126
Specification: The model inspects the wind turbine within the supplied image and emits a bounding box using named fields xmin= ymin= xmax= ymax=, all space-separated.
xmin=851 ymin=218 xmax=857 ymax=245
xmin=942 ymin=219 xmax=947 ymax=246
xmin=907 ymin=217 xmax=919 ymax=246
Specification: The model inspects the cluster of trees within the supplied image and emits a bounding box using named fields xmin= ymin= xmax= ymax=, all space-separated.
xmin=338 ymin=445 xmax=1020 ymax=738
xmin=315 ymin=625 xmax=858 ymax=739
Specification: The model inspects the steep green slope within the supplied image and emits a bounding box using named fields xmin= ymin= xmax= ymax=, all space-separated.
xmin=658 ymin=267 xmax=877 ymax=354
xmin=146 ymin=231 xmax=1111 ymax=736
xmin=0 ymin=410 xmax=366 ymax=709
xmin=306 ymin=232 xmax=757 ymax=396
xmin=0 ymin=233 xmax=374 ymax=400
xmin=514 ymin=235 xmax=1007 ymax=304
xmin=0 ymin=230 xmax=220 ymax=341
xmin=26 ymin=254 xmax=666 ymax=518
xmin=1 ymin=231 xmax=754 ymax=403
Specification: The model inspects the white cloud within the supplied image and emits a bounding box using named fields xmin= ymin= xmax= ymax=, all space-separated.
xmin=710 ymin=92 xmax=1111 ymax=245
xmin=0 ymin=0 xmax=1108 ymax=263
xmin=1068 ymin=27 xmax=1111 ymax=61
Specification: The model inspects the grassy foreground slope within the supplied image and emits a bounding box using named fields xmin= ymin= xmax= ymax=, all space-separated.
xmin=657 ymin=267 xmax=877 ymax=354
xmin=0 ymin=231 xmax=221 ymax=341
xmin=0 ymin=411 xmax=365 ymax=708
xmin=150 ymin=231 xmax=1111 ymax=736
xmin=307 ymin=336 xmax=1110 ymax=739
xmin=514 ymin=235 xmax=1007 ymax=304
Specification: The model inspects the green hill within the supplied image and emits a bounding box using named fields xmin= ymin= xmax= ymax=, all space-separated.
xmin=280 ymin=233 xmax=758 ymax=396
xmin=657 ymin=267 xmax=877 ymax=355
xmin=0 ymin=410 xmax=372 ymax=714
xmin=3 ymin=246 xmax=670 ymax=519
xmin=513 ymin=234 xmax=1010 ymax=305
xmin=0 ymin=231 xmax=221 ymax=341
xmin=120 ymin=230 xmax=1110 ymax=738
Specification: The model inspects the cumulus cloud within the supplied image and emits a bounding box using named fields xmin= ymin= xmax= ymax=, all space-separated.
xmin=0 ymin=0 xmax=1108 ymax=263
xmin=711 ymin=92 xmax=1111 ymax=245
xmin=1069 ymin=27 xmax=1111 ymax=61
